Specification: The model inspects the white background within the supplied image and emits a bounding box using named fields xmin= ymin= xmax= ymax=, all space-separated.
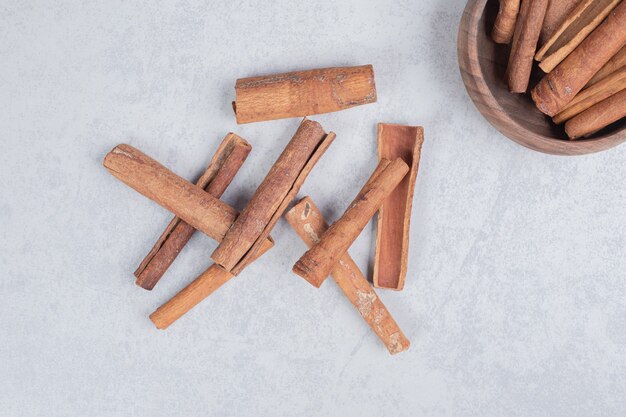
xmin=1 ymin=0 xmax=625 ymax=416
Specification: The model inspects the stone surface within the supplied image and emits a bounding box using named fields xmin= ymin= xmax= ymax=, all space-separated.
xmin=1 ymin=0 xmax=625 ymax=416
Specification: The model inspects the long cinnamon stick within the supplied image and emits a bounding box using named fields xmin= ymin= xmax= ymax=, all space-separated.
xmin=233 ymin=65 xmax=377 ymax=124
xmin=535 ymin=0 xmax=621 ymax=73
xmin=374 ymin=124 xmax=424 ymax=291
xmin=212 ymin=119 xmax=335 ymax=273
xmin=103 ymin=144 xmax=274 ymax=262
xmin=506 ymin=0 xmax=550 ymax=93
xmin=587 ymin=45 xmax=626 ymax=87
xmin=539 ymin=0 xmax=581 ymax=46
xmin=285 ymin=197 xmax=410 ymax=355
xmin=492 ymin=0 xmax=521 ymax=44
xmin=553 ymin=67 xmax=626 ymax=124
xmin=532 ymin=1 xmax=626 ymax=116
xmin=565 ymin=88 xmax=626 ymax=139
xmin=135 ymin=134 xmax=251 ymax=290
xmin=293 ymin=158 xmax=409 ymax=288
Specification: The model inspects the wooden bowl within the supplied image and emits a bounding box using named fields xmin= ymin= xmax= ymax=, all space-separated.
xmin=458 ymin=0 xmax=626 ymax=155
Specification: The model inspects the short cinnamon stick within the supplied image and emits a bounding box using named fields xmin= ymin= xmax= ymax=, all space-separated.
xmin=565 ymin=88 xmax=626 ymax=139
xmin=233 ymin=65 xmax=377 ymax=124
xmin=535 ymin=0 xmax=621 ymax=73
xmin=506 ymin=0 xmax=550 ymax=93
xmin=293 ymin=158 xmax=409 ymax=288
xmin=285 ymin=197 xmax=410 ymax=355
xmin=587 ymin=45 xmax=626 ymax=87
xmin=374 ymin=124 xmax=424 ymax=291
xmin=492 ymin=0 xmax=521 ymax=44
xmin=553 ymin=67 xmax=626 ymax=124
xmin=539 ymin=0 xmax=581 ymax=46
xmin=212 ymin=119 xmax=335 ymax=274
xmin=103 ymin=144 xmax=274 ymax=261
xmin=532 ymin=1 xmax=626 ymax=116
xmin=135 ymin=134 xmax=251 ymax=290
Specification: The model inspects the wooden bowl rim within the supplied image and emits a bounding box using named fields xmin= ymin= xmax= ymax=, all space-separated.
xmin=458 ymin=0 xmax=626 ymax=156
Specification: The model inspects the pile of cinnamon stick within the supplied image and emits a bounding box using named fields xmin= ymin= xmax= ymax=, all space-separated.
xmin=104 ymin=65 xmax=425 ymax=355
xmin=494 ymin=0 xmax=626 ymax=138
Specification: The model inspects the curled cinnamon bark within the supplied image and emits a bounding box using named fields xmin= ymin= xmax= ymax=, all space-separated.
xmin=285 ymin=197 xmax=410 ymax=355
xmin=532 ymin=1 xmax=626 ymax=116
xmin=539 ymin=0 xmax=581 ymax=45
xmin=587 ymin=45 xmax=626 ymax=87
xmin=492 ymin=0 xmax=521 ymax=44
xmin=565 ymin=88 xmax=626 ymax=139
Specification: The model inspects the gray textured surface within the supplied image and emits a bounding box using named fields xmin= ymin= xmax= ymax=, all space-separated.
xmin=1 ymin=0 xmax=626 ymax=416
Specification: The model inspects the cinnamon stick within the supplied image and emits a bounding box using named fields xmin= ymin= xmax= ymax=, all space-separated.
xmin=374 ymin=124 xmax=424 ymax=291
xmin=233 ymin=65 xmax=377 ymax=124
xmin=535 ymin=0 xmax=621 ymax=73
xmin=506 ymin=0 xmax=550 ymax=93
xmin=553 ymin=67 xmax=626 ymax=124
xmin=492 ymin=0 xmax=521 ymax=44
xmin=212 ymin=119 xmax=335 ymax=274
xmin=135 ymin=134 xmax=251 ymax=290
xmin=539 ymin=0 xmax=581 ymax=46
xmin=285 ymin=197 xmax=410 ymax=355
xmin=532 ymin=1 xmax=626 ymax=116
xmin=103 ymin=144 xmax=274 ymax=262
xmin=565 ymin=88 xmax=626 ymax=139
xmin=293 ymin=158 xmax=409 ymax=288
xmin=587 ymin=45 xmax=626 ymax=87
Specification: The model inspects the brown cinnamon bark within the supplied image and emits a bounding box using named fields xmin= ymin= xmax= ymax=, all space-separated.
xmin=506 ymin=0 xmax=550 ymax=93
xmin=535 ymin=0 xmax=621 ymax=73
xmin=285 ymin=197 xmax=410 ymax=355
xmin=374 ymin=124 xmax=424 ymax=291
xmin=293 ymin=158 xmax=409 ymax=288
xmin=565 ymin=88 xmax=626 ymax=139
xmin=233 ymin=65 xmax=377 ymax=124
xmin=532 ymin=1 xmax=626 ymax=116
xmin=212 ymin=119 xmax=335 ymax=274
xmin=135 ymin=134 xmax=251 ymax=290
xmin=539 ymin=0 xmax=581 ymax=46
xmin=103 ymin=144 xmax=274 ymax=263
xmin=553 ymin=67 xmax=626 ymax=124
xmin=492 ymin=0 xmax=521 ymax=44
xmin=587 ymin=45 xmax=626 ymax=87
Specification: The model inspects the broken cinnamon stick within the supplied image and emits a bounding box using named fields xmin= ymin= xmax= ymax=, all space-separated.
xmin=103 ymin=144 xmax=274 ymax=262
xmin=539 ymin=0 xmax=581 ymax=46
xmin=293 ymin=158 xmax=409 ymax=288
xmin=135 ymin=134 xmax=251 ymax=290
xmin=374 ymin=124 xmax=424 ymax=291
xmin=532 ymin=1 xmax=626 ymax=116
xmin=285 ymin=197 xmax=410 ymax=355
xmin=212 ymin=119 xmax=335 ymax=274
xmin=492 ymin=0 xmax=521 ymax=44
xmin=553 ymin=67 xmax=626 ymax=124
xmin=587 ymin=45 xmax=626 ymax=87
xmin=506 ymin=0 xmax=550 ymax=93
xmin=565 ymin=88 xmax=626 ymax=139
xmin=535 ymin=0 xmax=621 ymax=73
xmin=233 ymin=65 xmax=377 ymax=124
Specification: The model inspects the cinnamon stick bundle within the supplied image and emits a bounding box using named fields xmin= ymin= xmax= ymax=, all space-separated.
xmin=565 ymin=88 xmax=626 ymax=139
xmin=535 ymin=0 xmax=621 ymax=73
xmin=374 ymin=124 xmax=424 ymax=291
xmin=212 ymin=119 xmax=335 ymax=274
xmin=506 ymin=0 xmax=550 ymax=93
xmin=233 ymin=65 xmax=377 ymax=124
xmin=553 ymin=67 xmax=626 ymax=124
xmin=539 ymin=0 xmax=581 ymax=46
xmin=135 ymin=134 xmax=251 ymax=290
xmin=285 ymin=197 xmax=410 ymax=355
xmin=103 ymin=144 xmax=274 ymax=263
xmin=532 ymin=1 xmax=626 ymax=116
xmin=493 ymin=0 xmax=521 ymax=44
xmin=293 ymin=158 xmax=409 ymax=288
xmin=587 ymin=45 xmax=626 ymax=87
